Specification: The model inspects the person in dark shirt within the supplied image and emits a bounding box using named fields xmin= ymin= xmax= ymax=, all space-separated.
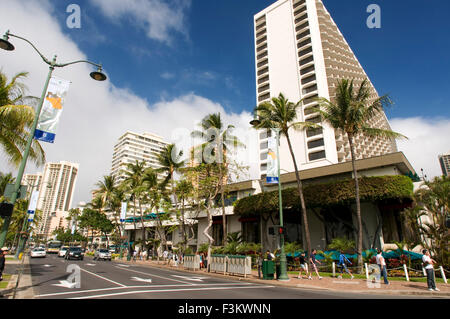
xmin=309 ymin=249 xmax=323 ymax=280
xmin=297 ymin=252 xmax=310 ymax=279
xmin=0 ymin=247 xmax=8 ymax=281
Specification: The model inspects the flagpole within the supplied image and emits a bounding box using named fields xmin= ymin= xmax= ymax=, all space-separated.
xmin=0 ymin=59 xmax=55 ymax=249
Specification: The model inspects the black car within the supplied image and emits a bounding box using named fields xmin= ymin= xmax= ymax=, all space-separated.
xmin=65 ymin=247 xmax=84 ymax=260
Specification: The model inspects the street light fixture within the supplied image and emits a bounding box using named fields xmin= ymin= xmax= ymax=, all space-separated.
xmin=0 ymin=29 xmax=107 ymax=249
xmin=250 ymin=114 xmax=290 ymax=281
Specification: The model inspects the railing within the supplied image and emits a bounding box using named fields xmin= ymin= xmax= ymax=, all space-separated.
xmin=183 ymin=254 xmax=200 ymax=271
xmin=210 ymin=254 xmax=252 ymax=278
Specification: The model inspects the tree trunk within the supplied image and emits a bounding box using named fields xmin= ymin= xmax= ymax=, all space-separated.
xmin=203 ymin=200 xmax=214 ymax=273
xmin=285 ymin=132 xmax=312 ymax=258
xmin=220 ymin=164 xmax=227 ymax=246
xmin=348 ymin=133 xmax=363 ymax=273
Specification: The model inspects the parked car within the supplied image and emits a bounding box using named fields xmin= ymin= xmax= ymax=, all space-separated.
xmin=58 ymin=246 xmax=69 ymax=258
xmin=65 ymin=247 xmax=84 ymax=260
xmin=30 ymin=247 xmax=46 ymax=258
xmin=94 ymin=249 xmax=112 ymax=261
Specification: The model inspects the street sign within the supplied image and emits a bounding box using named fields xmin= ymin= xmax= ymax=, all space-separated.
xmin=4 ymin=184 xmax=28 ymax=201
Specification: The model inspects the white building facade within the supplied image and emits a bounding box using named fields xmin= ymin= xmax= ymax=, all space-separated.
xmin=254 ymin=0 xmax=397 ymax=179
xmin=27 ymin=161 xmax=79 ymax=239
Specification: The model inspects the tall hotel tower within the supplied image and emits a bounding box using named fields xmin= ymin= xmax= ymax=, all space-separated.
xmin=28 ymin=162 xmax=79 ymax=239
xmin=111 ymin=131 xmax=169 ymax=185
xmin=254 ymin=0 xmax=397 ymax=178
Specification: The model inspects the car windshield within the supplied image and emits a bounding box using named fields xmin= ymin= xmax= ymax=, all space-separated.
xmin=34 ymin=248 xmax=44 ymax=251
xmin=98 ymin=249 xmax=109 ymax=253
xmin=61 ymin=247 xmax=69 ymax=250
xmin=70 ymin=247 xmax=81 ymax=252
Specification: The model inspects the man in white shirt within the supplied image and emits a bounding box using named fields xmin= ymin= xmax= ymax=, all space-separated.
xmin=376 ymin=249 xmax=389 ymax=285
xmin=422 ymin=249 xmax=439 ymax=291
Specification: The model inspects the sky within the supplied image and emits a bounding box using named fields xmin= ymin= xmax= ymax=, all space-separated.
xmin=0 ymin=0 xmax=449 ymax=206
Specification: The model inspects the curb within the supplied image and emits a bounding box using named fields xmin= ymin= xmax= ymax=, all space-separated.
xmin=115 ymin=259 xmax=450 ymax=297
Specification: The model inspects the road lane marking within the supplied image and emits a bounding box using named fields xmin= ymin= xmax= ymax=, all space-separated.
xmin=35 ymin=282 xmax=254 ymax=298
xmin=79 ymin=268 xmax=126 ymax=287
xmin=131 ymin=277 xmax=152 ymax=283
xmin=171 ymin=275 xmax=209 ymax=282
xmin=70 ymin=285 xmax=276 ymax=299
xmin=112 ymin=267 xmax=196 ymax=285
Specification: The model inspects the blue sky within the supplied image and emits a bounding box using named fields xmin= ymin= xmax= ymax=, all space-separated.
xmin=51 ymin=0 xmax=450 ymax=118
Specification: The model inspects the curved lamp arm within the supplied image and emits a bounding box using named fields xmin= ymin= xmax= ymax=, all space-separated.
xmin=7 ymin=31 xmax=52 ymax=65
xmin=7 ymin=31 xmax=103 ymax=70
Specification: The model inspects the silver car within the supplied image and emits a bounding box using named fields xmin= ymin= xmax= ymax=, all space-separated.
xmin=94 ymin=249 xmax=112 ymax=261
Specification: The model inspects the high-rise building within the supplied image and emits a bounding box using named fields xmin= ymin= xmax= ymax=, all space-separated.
xmin=111 ymin=131 xmax=169 ymax=184
xmin=254 ymin=0 xmax=397 ymax=178
xmin=438 ymin=152 xmax=450 ymax=176
xmin=22 ymin=173 xmax=43 ymax=195
xmin=32 ymin=161 xmax=79 ymax=239
xmin=110 ymin=131 xmax=169 ymax=220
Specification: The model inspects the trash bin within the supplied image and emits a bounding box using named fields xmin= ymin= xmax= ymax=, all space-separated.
xmin=262 ymin=260 xmax=275 ymax=280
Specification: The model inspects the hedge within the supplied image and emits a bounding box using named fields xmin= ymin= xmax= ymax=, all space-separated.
xmin=234 ymin=176 xmax=413 ymax=217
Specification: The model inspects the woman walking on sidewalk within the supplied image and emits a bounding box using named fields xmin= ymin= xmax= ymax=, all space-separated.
xmin=297 ymin=252 xmax=310 ymax=279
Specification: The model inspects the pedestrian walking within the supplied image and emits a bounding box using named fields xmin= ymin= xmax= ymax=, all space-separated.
xmin=308 ymin=249 xmax=322 ymax=280
xmin=422 ymin=249 xmax=440 ymax=291
xmin=0 ymin=247 xmax=8 ymax=281
xmin=168 ymin=250 xmax=173 ymax=266
xmin=376 ymin=249 xmax=389 ymax=285
xmin=199 ymin=252 xmax=204 ymax=268
xmin=297 ymin=252 xmax=310 ymax=279
xmin=257 ymin=252 xmax=263 ymax=278
xmin=141 ymin=249 xmax=147 ymax=261
xmin=338 ymin=250 xmax=354 ymax=279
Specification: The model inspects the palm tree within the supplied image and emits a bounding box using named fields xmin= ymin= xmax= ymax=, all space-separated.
xmin=0 ymin=71 xmax=45 ymax=167
xmin=175 ymin=178 xmax=194 ymax=250
xmin=0 ymin=172 xmax=15 ymax=196
xmin=156 ymin=144 xmax=185 ymax=244
xmin=253 ymin=93 xmax=317 ymax=258
xmin=122 ymin=161 xmax=147 ymax=243
xmin=191 ymin=113 xmax=244 ymax=245
xmin=316 ymin=78 xmax=406 ymax=271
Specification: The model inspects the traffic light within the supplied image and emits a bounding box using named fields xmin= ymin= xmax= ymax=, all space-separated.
xmin=0 ymin=202 xmax=14 ymax=218
xmin=278 ymin=226 xmax=286 ymax=235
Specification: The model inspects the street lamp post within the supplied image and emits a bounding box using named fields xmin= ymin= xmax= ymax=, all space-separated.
xmin=250 ymin=119 xmax=290 ymax=281
xmin=0 ymin=30 xmax=107 ymax=248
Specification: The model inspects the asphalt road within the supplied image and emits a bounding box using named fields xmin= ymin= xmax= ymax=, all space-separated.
xmin=22 ymin=254 xmax=423 ymax=300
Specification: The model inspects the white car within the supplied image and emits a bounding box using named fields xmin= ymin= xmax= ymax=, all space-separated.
xmin=94 ymin=249 xmax=112 ymax=261
xmin=30 ymin=247 xmax=46 ymax=258
xmin=58 ymin=246 xmax=69 ymax=257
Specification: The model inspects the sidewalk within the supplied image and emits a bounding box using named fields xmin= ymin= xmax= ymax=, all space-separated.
xmin=121 ymin=258 xmax=450 ymax=298
xmin=0 ymin=255 xmax=36 ymax=299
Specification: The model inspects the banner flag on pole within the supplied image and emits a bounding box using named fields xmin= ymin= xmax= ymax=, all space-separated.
xmin=266 ymin=129 xmax=279 ymax=184
xmin=27 ymin=190 xmax=39 ymax=221
xmin=34 ymin=77 xmax=71 ymax=143
xmin=120 ymin=202 xmax=127 ymax=222
xmin=71 ymin=224 xmax=76 ymax=235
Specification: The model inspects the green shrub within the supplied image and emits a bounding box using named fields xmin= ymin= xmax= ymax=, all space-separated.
xmin=327 ymin=237 xmax=355 ymax=252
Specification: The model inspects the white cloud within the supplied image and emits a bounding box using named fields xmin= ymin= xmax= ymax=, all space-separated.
xmin=0 ymin=0 xmax=258 ymax=206
xmin=90 ymin=0 xmax=191 ymax=45
xmin=160 ymin=72 xmax=175 ymax=80
xmin=390 ymin=117 xmax=450 ymax=178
